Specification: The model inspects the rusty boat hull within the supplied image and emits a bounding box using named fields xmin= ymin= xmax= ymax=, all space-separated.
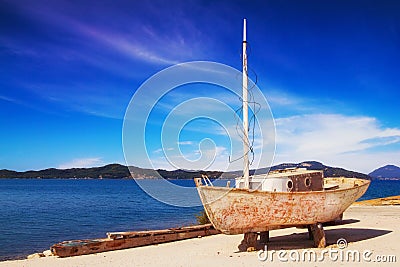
xmin=195 ymin=177 xmax=370 ymax=234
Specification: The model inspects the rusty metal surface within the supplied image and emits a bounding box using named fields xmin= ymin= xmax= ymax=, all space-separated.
xmin=288 ymin=172 xmax=323 ymax=192
xmin=196 ymin=177 xmax=370 ymax=234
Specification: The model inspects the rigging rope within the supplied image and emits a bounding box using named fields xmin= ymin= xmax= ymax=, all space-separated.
xmin=229 ymin=42 xmax=261 ymax=166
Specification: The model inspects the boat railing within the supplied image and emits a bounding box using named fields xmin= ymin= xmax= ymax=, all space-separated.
xmin=194 ymin=175 xmax=214 ymax=187
xmin=201 ymin=174 xmax=214 ymax=186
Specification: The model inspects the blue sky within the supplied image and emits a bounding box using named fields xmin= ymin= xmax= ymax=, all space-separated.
xmin=1 ymin=0 xmax=399 ymax=173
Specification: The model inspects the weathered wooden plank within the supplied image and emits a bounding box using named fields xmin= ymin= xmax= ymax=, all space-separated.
xmin=107 ymin=224 xmax=215 ymax=239
xmin=51 ymin=224 xmax=219 ymax=257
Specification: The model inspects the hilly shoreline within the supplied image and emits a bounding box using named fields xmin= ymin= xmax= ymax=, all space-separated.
xmin=0 ymin=161 xmax=372 ymax=180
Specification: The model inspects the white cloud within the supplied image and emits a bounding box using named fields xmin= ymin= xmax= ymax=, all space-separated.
xmin=146 ymin=113 xmax=400 ymax=174
xmin=153 ymin=148 xmax=163 ymax=154
xmin=153 ymin=147 xmax=175 ymax=154
xmin=273 ymin=114 xmax=400 ymax=173
xmin=178 ymin=141 xmax=194 ymax=145
xmin=58 ymin=157 xmax=104 ymax=169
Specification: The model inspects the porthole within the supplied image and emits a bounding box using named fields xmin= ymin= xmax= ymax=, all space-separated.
xmin=305 ymin=177 xmax=311 ymax=187
xmin=287 ymin=180 xmax=293 ymax=191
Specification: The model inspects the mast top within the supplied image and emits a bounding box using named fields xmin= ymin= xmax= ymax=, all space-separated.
xmin=243 ymin=19 xmax=247 ymax=42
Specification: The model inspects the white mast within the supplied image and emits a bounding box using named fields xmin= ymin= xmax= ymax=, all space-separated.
xmin=242 ymin=19 xmax=250 ymax=189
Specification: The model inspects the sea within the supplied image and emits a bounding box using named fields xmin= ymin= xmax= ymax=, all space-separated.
xmin=0 ymin=178 xmax=399 ymax=261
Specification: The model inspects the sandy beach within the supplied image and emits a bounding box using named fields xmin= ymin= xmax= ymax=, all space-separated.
xmin=1 ymin=203 xmax=399 ymax=267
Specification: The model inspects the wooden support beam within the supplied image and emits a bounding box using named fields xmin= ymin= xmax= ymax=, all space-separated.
xmin=238 ymin=232 xmax=258 ymax=252
xmin=307 ymin=225 xmax=313 ymax=240
xmin=309 ymin=223 xmax=326 ymax=248
xmin=259 ymin=231 xmax=269 ymax=244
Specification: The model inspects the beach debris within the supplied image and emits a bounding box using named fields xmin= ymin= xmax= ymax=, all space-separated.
xmin=26 ymin=250 xmax=54 ymax=259
xmin=27 ymin=253 xmax=44 ymax=259
xmin=42 ymin=250 xmax=53 ymax=257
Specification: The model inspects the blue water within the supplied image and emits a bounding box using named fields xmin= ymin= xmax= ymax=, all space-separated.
xmin=0 ymin=179 xmax=399 ymax=260
xmin=357 ymin=180 xmax=400 ymax=201
xmin=0 ymin=179 xmax=205 ymax=260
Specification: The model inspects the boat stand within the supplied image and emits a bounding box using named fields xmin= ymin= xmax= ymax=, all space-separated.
xmin=238 ymin=223 xmax=326 ymax=252
xmin=238 ymin=232 xmax=258 ymax=252
xmin=308 ymin=223 xmax=326 ymax=248
xmin=259 ymin=231 xmax=269 ymax=244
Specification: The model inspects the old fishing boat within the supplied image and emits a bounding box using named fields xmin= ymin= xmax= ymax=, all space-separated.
xmin=195 ymin=19 xmax=370 ymax=249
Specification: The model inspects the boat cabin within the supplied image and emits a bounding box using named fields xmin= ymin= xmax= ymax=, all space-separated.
xmin=235 ymin=168 xmax=324 ymax=192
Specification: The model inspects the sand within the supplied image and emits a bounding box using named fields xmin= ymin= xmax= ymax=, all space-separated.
xmin=353 ymin=195 xmax=400 ymax=206
xmin=1 ymin=204 xmax=399 ymax=267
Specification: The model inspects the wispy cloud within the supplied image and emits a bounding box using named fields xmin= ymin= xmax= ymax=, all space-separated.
xmin=58 ymin=157 xmax=104 ymax=169
xmin=274 ymin=114 xmax=400 ymax=173
xmin=1 ymin=1 xmax=210 ymax=120
xmin=266 ymin=90 xmax=300 ymax=106
xmin=178 ymin=141 xmax=194 ymax=145
xmin=0 ymin=95 xmax=18 ymax=103
xmin=262 ymin=88 xmax=347 ymax=116
xmin=6 ymin=1 xmax=206 ymax=67
xmin=18 ymin=81 xmax=129 ymax=119
xmin=0 ymin=92 xmax=68 ymax=116
xmin=144 ymin=86 xmax=400 ymax=174
xmin=153 ymin=147 xmax=175 ymax=154
xmin=75 ymin=24 xmax=180 ymax=65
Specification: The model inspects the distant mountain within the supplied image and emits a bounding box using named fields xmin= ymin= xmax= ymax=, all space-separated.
xmin=369 ymin=165 xmax=400 ymax=180
xmin=0 ymin=161 xmax=370 ymax=180
xmin=0 ymin=164 xmax=223 ymax=179
xmin=0 ymin=164 xmax=132 ymax=179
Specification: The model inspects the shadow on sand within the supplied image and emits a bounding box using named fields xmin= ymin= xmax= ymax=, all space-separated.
xmin=256 ymin=226 xmax=392 ymax=251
